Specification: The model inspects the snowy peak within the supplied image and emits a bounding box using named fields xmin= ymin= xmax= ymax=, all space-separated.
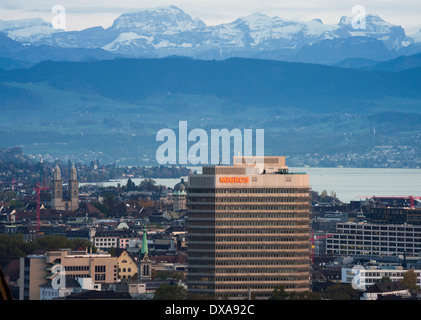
xmin=109 ymin=5 xmax=206 ymax=35
xmin=337 ymin=14 xmax=408 ymax=49
xmin=1 ymin=6 xmax=419 ymax=62
xmin=0 ymin=17 xmax=51 ymax=31
xmin=0 ymin=17 xmax=58 ymax=43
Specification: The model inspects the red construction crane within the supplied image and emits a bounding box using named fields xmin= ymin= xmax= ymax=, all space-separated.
xmin=310 ymin=230 xmax=332 ymax=265
xmin=33 ymin=182 xmax=49 ymax=233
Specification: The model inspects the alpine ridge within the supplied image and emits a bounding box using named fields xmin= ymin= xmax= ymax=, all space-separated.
xmin=0 ymin=6 xmax=420 ymax=64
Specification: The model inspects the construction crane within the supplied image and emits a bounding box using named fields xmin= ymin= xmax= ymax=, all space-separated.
xmin=33 ymin=182 xmax=49 ymax=233
xmin=310 ymin=229 xmax=332 ymax=265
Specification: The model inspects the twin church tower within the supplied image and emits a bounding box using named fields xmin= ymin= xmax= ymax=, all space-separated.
xmin=49 ymin=164 xmax=79 ymax=211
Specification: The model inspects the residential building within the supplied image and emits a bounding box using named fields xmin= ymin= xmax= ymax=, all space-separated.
xmin=117 ymin=249 xmax=138 ymax=282
xmin=361 ymin=282 xmax=410 ymax=300
xmin=93 ymin=229 xmax=140 ymax=251
xmin=187 ymin=156 xmax=311 ymax=299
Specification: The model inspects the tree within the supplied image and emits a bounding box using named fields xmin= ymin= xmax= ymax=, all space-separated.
xmin=323 ymin=283 xmax=359 ymax=300
xmin=269 ymin=285 xmax=290 ymax=300
xmin=7 ymin=200 xmax=24 ymax=210
xmin=125 ymin=178 xmax=136 ymax=192
xmin=270 ymin=286 xmax=322 ymax=300
xmin=401 ymin=269 xmax=418 ymax=292
xmin=154 ymin=284 xmax=187 ymax=300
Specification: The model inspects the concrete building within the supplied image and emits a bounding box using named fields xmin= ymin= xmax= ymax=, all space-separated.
xmin=19 ymin=249 xmax=118 ymax=300
xmin=19 ymin=254 xmax=48 ymax=300
xmin=326 ymin=222 xmax=421 ymax=256
xmin=187 ymin=156 xmax=311 ymax=299
xmin=342 ymin=264 xmax=421 ymax=291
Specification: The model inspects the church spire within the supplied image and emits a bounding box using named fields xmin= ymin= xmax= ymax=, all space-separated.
xmin=53 ymin=165 xmax=61 ymax=181
xmin=141 ymin=226 xmax=148 ymax=255
xmin=70 ymin=164 xmax=77 ymax=181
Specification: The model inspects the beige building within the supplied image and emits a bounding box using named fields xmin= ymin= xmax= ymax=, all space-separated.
xmin=117 ymin=250 xmax=138 ymax=282
xmin=187 ymin=156 xmax=311 ymax=299
xmin=172 ymin=179 xmax=187 ymax=211
xmin=19 ymin=249 xmax=118 ymax=300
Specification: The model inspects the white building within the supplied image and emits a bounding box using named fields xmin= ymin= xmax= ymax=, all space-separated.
xmin=40 ymin=277 xmax=101 ymax=300
xmin=342 ymin=264 xmax=421 ymax=291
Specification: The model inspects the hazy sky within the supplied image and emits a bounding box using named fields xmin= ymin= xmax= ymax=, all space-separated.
xmin=1 ymin=0 xmax=420 ymax=33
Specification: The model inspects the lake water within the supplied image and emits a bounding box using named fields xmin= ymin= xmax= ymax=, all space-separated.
xmin=81 ymin=167 xmax=421 ymax=203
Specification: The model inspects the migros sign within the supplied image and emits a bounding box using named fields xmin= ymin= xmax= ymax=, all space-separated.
xmin=219 ymin=176 xmax=250 ymax=183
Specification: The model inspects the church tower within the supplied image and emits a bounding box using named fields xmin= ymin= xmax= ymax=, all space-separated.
xmin=50 ymin=165 xmax=63 ymax=210
xmin=50 ymin=164 xmax=79 ymax=211
xmin=69 ymin=164 xmax=79 ymax=211
xmin=139 ymin=226 xmax=151 ymax=280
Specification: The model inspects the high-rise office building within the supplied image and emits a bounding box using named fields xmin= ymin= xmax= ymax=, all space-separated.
xmin=186 ymin=156 xmax=311 ymax=299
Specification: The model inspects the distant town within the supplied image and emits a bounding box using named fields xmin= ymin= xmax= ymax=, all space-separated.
xmin=1 ymin=149 xmax=421 ymax=301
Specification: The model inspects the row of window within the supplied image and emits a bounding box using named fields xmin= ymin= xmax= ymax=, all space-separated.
xmin=189 ymin=229 xmax=306 ymax=235
xmin=338 ymin=224 xmax=421 ymax=232
xmin=189 ymin=197 xmax=309 ymax=203
xmin=188 ymin=188 xmax=310 ymax=194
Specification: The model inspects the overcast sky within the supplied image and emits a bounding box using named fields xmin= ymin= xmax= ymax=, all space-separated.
xmin=1 ymin=0 xmax=420 ymax=34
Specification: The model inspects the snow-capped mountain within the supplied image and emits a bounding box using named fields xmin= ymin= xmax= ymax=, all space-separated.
xmin=0 ymin=6 xmax=419 ymax=64
xmin=0 ymin=17 xmax=59 ymax=43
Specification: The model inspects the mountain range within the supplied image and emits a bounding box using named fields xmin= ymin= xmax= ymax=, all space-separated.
xmin=1 ymin=5 xmax=421 ymax=66
xmin=1 ymin=6 xmax=421 ymax=166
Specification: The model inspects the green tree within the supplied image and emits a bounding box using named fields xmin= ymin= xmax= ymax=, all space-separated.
xmin=108 ymin=246 xmax=116 ymax=257
xmin=154 ymin=284 xmax=187 ymax=300
xmin=401 ymin=269 xmax=418 ymax=292
xmin=7 ymin=200 xmax=24 ymax=210
xmin=269 ymin=285 xmax=290 ymax=300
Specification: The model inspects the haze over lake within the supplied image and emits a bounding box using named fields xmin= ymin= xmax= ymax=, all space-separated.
xmin=81 ymin=167 xmax=421 ymax=203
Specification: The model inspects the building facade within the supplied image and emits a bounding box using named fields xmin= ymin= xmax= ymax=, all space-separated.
xmin=172 ymin=179 xmax=187 ymax=212
xmin=19 ymin=249 xmax=118 ymax=300
xmin=326 ymin=222 xmax=421 ymax=256
xmin=117 ymin=250 xmax=138 ymax=282
xmin=187 ymin=156 xmax=311 ymax=299
xmin=342 ymin=265 xmax=421 ymax=291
